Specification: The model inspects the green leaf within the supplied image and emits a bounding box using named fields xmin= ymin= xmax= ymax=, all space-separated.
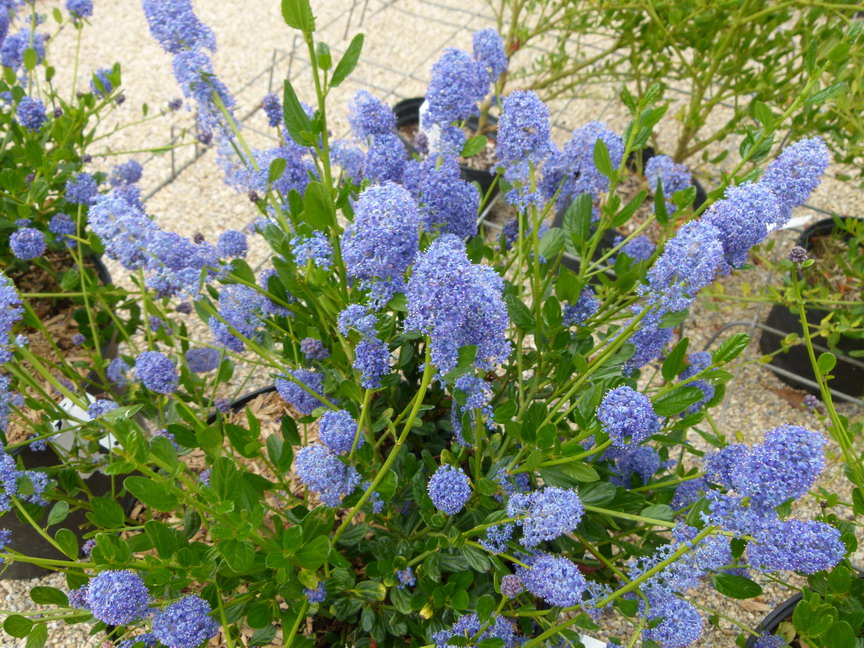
xmin=302 ymin=181 xmax=336 ymax=230
xmin=29 ymin=587 xmax=68 ymax=606
xmin=593 ymin=138 xmax=614 ymax=179
xmin=282 ymin=79 xmax=314 ymax=147
xmin=817 ymin=352 xmax=836 ymax=375
xmin=460 ymin=135 xmax=488 ymax=158
xmin=653 ymin=177 xmax=668 ymax=226
xmin=294 ymin=536 xmax=330 ymax=569
xmin=23 ymin=48 xmax=38 ymax=72
xmin=354 ymin=581 xmax=387 ymax=601
xmin=218 ymin=539 xmax=256 ymax=571
xmin=713 ymin=333 xmax=750 ymax=364
xmin=538 ymin=227 xmax=564 ymax=259
xmin=563 ymin=193 xmax=593 ymax=248
xmin=752 ymin=101 xmax=775 ymax=128
xmin=476 ymin=594 xmax=496 ymax=622
xmin=269 ymin=157 xmax=287 ymax=183
xmin=25 ymin=622 xmax=46 ymax=648
xmin=330 ymin=34 xmax=364 ymax=88
xmin=145 ymin=520 xmax=179 ymax=559
xmin=124 ymin=476 xmax=178 ymax=512
xmin=712 ymin=573 xmax=763 ymax=599
xmin=54 ymin=528 xmax=78 ymax=560
xmin=641 ymin=504 xmax=675 ymax=522
xmin=280 ymin=0 xmax=315 ymax=32
xmin=824 ymin=620 xmax=855 ymax=648
xmin=611 ymin=190 xmax=648 ymax=228
xmin=504 ymin=295 xmax=534 ymax=332
xmin=88 ymin=496 xmax=125 ymax=529
xmin=805 ymin=82 xmax=847 ymax=105
xmin=46 ymin=501 xmax=69 ymax=527
xmin=4 ymin=615 xmax=33 ymax=638
xmin=661 ymin=338 xmax=689 ymax=382
xmin=653 ymin=386 xmax=704 ymax=416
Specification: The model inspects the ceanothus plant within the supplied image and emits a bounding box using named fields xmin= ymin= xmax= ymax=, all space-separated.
xmin=0 ymin=1 xmax=857 ymax=648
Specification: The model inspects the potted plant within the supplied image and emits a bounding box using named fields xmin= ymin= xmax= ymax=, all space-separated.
xmin=746 ymin=563 xmax=864 ymax=648
xmin=0 ymin=1 xmax=856 ymax=646
xmin=759 ymin=215 xmax=864 ymax=396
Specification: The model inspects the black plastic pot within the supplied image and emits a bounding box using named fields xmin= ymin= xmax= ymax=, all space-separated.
xmin=2 ymin=255 xmax=124 ymax=579
xmin=759 ymin=218 xmax=864 ymax=396
xmin=392 ymin=97 xmax=499 ymax=199
xmin=3 ymin=445 xmax=132 ymax=579
xmin=744 ymin=591 xmax=801 ymax=647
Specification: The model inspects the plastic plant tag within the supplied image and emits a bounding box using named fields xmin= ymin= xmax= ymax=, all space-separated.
xmin=52 ymin=394 xmax=119 ymax=454
xmin=579 ymin=635 xmax=605 ymax=648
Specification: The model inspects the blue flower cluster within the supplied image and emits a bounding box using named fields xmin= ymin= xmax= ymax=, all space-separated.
xmin=496 ymin=90 xmax=552 ymax=206
xmin=209 ymin=285 xmax=266 ymax=352
xmin=135 ymin=351 xmax=178 ymax=394
xmin=300 ymin=337 xmax=329 ymax=363
xmin=276 ymin=369 xmax=325 ymax=416
xmin=404 ymin=234 xmax=510 ymax=376
xmin=0 ymin=446 xmax=49 ymax=511
xmin=517 ymin=552 xmax=586 ymax=607
xmin=17 ymin=96 xmax=46 ymax=131
xmin=433 ymin=612 xmax=521 ymax=648
xmin=349 ymin=90 xmax=396 ymax=141
xmin=81 ymin=570 xmax=152 ymax=625
xmin=110 ymin=159 xmax=144 ymax=186
xmin=597 ymin=386 xmax=661 ymax=447
xmin=292 ymin=231 xmax=333 ymax=271
xmin=66 ymin=0 xmax=93 ymax=19
xmin=563 ymin=287 xmax=599 ymax=327
xmin=427 ymin=464 xmax=471 ymax=515
xmin=341 ymin=183 xmax=420 ymax=307
xmin=540 ymin=122 xmax=624 ymax=208
xmin=506 ymin=487 xmax=584 ymax=547
xmin=9 ymin=227 xmax=46 ymax=260
xmin=319 ymin=409 xmax=361 ymax=454
xmin=216 ymin=229 xmax=248 ymax=258
xmin=152 ymin=594 xmax=220 ymax=648
xmin=472 ymin=29 xmax=508 ymax=82
xmin=404 ymin=156 xmax=479 ymax=240
xmin=185 ymin=347 xmax=221 ymax=373
xmin=760 ymin=137 xmax=829 ymax=226
xmin=615 ymin=234 xmax=655 ymax=263
xmin=295 ymin=443 xmax=360 ymax=507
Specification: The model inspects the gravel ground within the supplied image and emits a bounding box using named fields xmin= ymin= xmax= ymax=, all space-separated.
xmin=2 ymin=0 xmax=862 ymax=646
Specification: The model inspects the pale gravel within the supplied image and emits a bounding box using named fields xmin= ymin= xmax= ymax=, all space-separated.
xmin=3 ymin=0 xmax=862 ymax=646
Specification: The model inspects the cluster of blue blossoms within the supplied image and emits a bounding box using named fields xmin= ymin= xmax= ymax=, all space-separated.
xmin=70 ymin=570 xmax=218 ymax=648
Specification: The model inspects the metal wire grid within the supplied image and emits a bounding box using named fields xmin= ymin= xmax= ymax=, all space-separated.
xmin=130 ymin=0 xmax=861 ymax=409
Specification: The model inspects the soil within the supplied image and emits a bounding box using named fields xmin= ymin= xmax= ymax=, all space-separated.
xmin=808 ymin=233 xmax=858 ymax=296
xmin=3 ymin=252 xmax=109 ymax=446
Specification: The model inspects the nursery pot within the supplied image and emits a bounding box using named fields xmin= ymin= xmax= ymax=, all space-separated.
xmin=2 ymin=444 xmax=133 ymax=580
xmin=758 ymin=218 xmax=864 ymax=396
xmin=393 ymin=97 xmax=499 ymax=199
xmin=744 ymin=572 xmax=864 ymax=647
xmin=744 ymin=591 xmax=803 ymax=647
xmin=1 ymin=256 xmax=124 ymax=579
